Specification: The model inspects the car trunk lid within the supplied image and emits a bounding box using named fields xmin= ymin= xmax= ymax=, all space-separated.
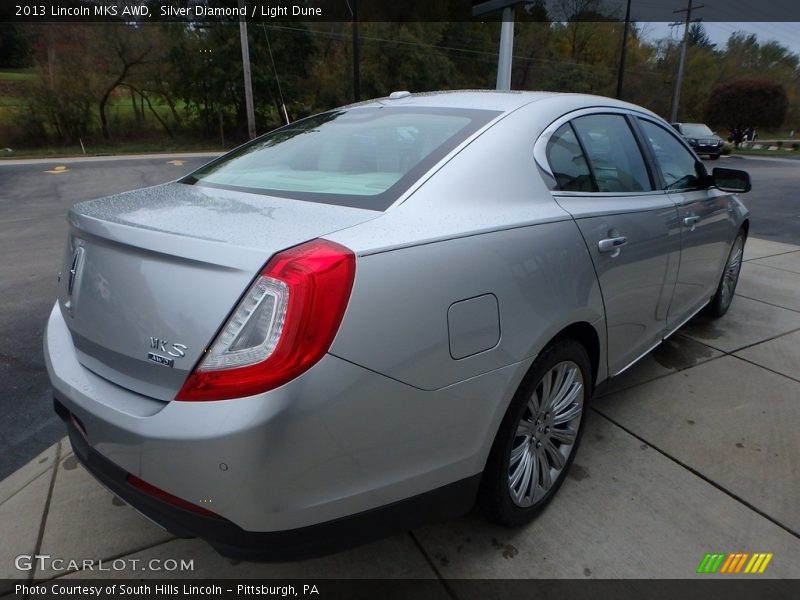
xmin=58 ymin=182 xmax=378 ymax=402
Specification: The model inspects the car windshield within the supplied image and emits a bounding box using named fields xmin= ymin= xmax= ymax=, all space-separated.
xmin=184 ymin=106 xmax=499 ymax=211
xmin=680 ymin=124 xmax=714 ymax=137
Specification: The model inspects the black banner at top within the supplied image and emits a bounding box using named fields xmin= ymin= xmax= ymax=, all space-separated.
xmin=2 ymin=0 xmax=800 ymax=23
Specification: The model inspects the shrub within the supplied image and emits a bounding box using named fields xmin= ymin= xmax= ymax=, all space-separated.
xmin=705 ymin=78 xmax=788 ymax=132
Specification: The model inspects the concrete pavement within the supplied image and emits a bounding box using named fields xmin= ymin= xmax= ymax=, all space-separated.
xmin=1 ymin=237 xmax=798 ymax=586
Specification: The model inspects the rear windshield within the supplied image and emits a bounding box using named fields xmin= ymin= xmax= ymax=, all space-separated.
xmin=680 ymin=124 xmax=714 ymax=137
xmin=184 ymin=106 xmax=499 ymax=211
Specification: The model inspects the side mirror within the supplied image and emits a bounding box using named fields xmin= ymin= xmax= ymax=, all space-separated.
xmin=712 ymin=167 xmax=751 ymax=193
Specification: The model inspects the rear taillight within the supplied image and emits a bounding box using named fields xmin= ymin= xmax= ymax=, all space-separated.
xmin=176 ymin=239 xmax=356 ymax=401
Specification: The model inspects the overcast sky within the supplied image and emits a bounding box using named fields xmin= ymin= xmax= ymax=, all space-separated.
xmin=641 ymin=22 xmax=800 ymax=56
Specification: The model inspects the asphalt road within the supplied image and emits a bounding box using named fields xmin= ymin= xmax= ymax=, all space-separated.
xmin=0 ymin=155 xmax=214 ymax=480
xmin=0 ymin=153 xmax=797 ymax=480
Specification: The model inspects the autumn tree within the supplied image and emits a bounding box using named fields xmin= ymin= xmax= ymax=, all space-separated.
xmin=705 ymin=78 xmax=789 ymax=131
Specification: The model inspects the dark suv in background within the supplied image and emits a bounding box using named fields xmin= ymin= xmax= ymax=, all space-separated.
xmin=671 ymin=123 xmax=725 ymax=159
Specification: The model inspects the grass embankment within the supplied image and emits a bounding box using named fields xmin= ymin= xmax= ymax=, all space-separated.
xmin=732 ymin=147 xmax=800 ymax=159
xmin=0 ymin=140 xmax=227 ymax=159
xmin=0 ymin=69 xmax=232 ymax=158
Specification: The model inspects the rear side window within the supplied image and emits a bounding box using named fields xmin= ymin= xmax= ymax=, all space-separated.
xmin=546 ymin=124 xmax=594 ymax=192
xmin=571 ymin=114 xmax=652 ymax=193
xmin=184 ymin=107 xmax=499 ymax=211
xmin=638 ymin=119 xmax=702 ymax=190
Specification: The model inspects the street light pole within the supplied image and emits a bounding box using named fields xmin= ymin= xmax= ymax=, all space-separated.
xmin=238 ymin=0 xmax=256 ymax=140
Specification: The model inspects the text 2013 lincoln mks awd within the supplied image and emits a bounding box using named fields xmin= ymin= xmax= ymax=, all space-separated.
xmin=45 ymin=91 xmax=750 ymax=558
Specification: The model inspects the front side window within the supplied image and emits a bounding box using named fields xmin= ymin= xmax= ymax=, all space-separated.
xmin=545 ymin=124 xmax=594 ymax=192
xmin=571 ymin=114 xmax=652 ymax=193
xmin=639 ymin=119 xmax=702 ymax=190
xmin=184 ymin=107 xmax=499 ymax=210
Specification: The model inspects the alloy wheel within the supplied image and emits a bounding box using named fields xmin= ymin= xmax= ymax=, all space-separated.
xmin=507 ymin=360 xmax=584 ymax=507
xmin=720 ymin=236 xmax=743 ymax=311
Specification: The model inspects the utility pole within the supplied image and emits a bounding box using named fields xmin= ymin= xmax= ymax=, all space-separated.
xmin=669 ymin=0 xmax=702 ymax=123
xmin=238 ymin=0 xmax=256 ymax=140
xmin=615 ymin=0 xmax=632 ymax=99
xmin=496 ymin=6 xmax=515 ymax=90
xmin=352 ymin=0 xmax=361 ymax=102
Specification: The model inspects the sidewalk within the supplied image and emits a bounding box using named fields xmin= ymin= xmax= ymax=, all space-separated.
xmin=2 ymin=237 xmax=799 ymax=588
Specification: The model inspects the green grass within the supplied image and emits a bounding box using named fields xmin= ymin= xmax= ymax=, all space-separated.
xmin=0 ymin=69 xmax=35 ymax=81
xmin=733 ymin=147 xmax=800 ymax=158
xmin=0 ymin=139 xmax=231 ymax=159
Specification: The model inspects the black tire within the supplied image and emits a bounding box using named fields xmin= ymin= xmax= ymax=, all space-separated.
xmin=479 ymin=338 xmax=591 ymax=527
xmin=704 ymin=230 xmax=745 ymax=318
xmin=709 ymin=153 xmax=721 ymax=160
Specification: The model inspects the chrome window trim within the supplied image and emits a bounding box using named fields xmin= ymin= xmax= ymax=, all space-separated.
xmin=534 ymin=106 xmax=656 ymax=188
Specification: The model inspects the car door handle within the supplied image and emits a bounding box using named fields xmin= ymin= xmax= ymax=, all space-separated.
xmin=683 ymin=216 xmax=700 ymax=229
xmin=598 ymin=236 xmax=628 ymax=253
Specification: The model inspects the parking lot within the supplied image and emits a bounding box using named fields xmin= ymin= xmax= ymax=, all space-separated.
xmin=0 ymin=153 xmax=798 ymax=585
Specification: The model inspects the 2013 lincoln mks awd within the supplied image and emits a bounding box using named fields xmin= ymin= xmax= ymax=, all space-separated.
xmin=45 ymin=91 xmax=751 ymax=558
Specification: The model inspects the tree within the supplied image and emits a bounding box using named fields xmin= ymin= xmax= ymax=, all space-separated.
xmin=0 ymin=24 xmax=32 ymax=68
xmin=705 ymin=78 xmax=789 ymax=131
xmin=95 ymin=25 xmax=154 ymax=139
xmin=687 ymin=23 xmax=714 ymax=50
xmin=21 ymin=25 xmax=98 ymax=143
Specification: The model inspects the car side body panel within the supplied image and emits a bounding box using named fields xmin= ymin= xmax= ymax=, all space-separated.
xmin=329 ymin=221 xmax=605 ymax=391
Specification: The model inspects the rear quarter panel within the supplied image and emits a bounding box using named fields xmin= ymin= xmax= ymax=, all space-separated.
xmin=329 ymin=221 xmax=604 ymax=391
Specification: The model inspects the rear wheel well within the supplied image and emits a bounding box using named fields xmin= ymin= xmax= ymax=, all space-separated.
xmin=549 ymin=322 xmax=600 ymax=391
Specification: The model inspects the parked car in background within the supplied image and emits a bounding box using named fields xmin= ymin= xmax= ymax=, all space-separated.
xmin=46 ymin=91 xmax=751 ymax=559
xmin=672 ymin=122 xmax=725 ymax=159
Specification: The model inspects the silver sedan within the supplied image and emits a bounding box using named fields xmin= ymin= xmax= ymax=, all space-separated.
xmin=45 ymin=91 xmax=750 ymax=558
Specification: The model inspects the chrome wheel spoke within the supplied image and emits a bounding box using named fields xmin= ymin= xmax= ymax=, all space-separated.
xmin=529 ymin=450 xmax=540 ymax=500
xmin=527 ymin=391 xmax=540 ymax=416
xmin=542 ymin=363 xmax=566 ymax=410
xmin=545 ymin=439 xmax=565 ymax=470
xmin=539 ymin=375 xmax=551 ymax=410
xmin=553 ymin=401 xmax=582 ymax=425
xmin=536 ymin=444 xmax=552 ymax=490
xmin=552 ymin=376 xmax=580 ymax=415
xmin=549 ymin=426 xmax=576 ymax=445
xmin=510 ymin=440 xmax=528 ymax=465
xmin=508 ymin=448 xmax=531 ymax=502
xmin=546 ymin=367 xmax=576 ymax=413
xmin=519 ymin=449 xmax=533 ymax=500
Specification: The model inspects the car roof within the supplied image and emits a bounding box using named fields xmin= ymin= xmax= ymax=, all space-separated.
xmin=344 ymin=90 xmax=659 ymax=117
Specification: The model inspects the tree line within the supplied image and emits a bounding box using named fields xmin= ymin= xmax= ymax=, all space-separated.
xmin=0 ymin=6 xmax=797 ymax=147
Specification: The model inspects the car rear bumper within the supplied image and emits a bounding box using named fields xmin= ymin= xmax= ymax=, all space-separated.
xmin=44 ymin=302 xmax=522 ymax=555
xmin=54 ymin=395 xmax=479 ymax=559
